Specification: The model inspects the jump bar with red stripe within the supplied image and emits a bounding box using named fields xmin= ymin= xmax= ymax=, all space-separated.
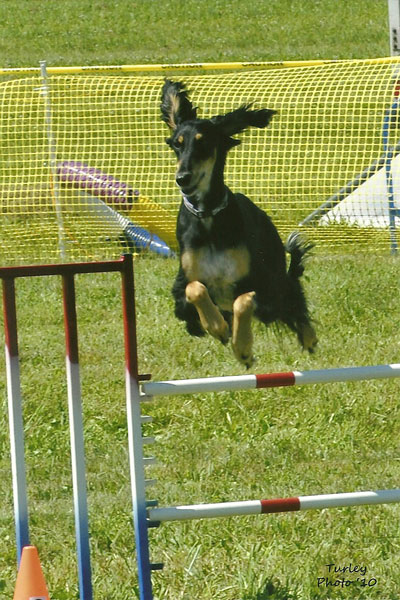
xmin=142 ymin=364 xmax=400 ymax=397
xmin=256 ymin=372 xmax=295 ymax=388
xmin=147 ymin=489 xmax=400 ymax=522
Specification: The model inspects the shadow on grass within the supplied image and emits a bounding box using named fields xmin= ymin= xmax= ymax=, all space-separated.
xmin=246 ymin=577 xmax=299 ymax=600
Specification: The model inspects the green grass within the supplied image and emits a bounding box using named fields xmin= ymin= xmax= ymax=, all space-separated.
xmin=1 ymin=1 xmax=400 ymax=599
xmin=1 ymin=254 xmax=400 ymax=599
xmin=0 ymin=0 xmax=389 ymax=68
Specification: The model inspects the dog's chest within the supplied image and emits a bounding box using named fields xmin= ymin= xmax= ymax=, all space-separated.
xmin=181 ymin=245 xmax=250 ymax=310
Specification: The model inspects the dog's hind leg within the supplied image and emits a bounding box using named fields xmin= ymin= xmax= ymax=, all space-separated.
xmin=283 ymin=278 xmax=318 ymax=353
xmin=185 ymin=281 xmax=230 ymax=344
xmin=232 ymin=291 xmax=256 ymax=368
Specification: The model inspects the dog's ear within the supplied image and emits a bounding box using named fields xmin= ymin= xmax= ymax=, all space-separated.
xmin=160 ymin=79 xmax=198 ymax=130
xmin=212 ymin=105 xmax=277 ymax=138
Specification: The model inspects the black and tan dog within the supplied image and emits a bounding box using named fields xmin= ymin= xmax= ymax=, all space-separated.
xmin=161 ymin=79 xmax=317 ymax=367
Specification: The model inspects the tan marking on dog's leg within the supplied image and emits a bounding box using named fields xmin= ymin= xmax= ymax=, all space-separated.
xmin=186 ymin=281 xmax=230 ymax=344
xmin=300 ymin=323 xmax=318 ymax=353
xmin=232 ymin=291 xmax=256 ymax=368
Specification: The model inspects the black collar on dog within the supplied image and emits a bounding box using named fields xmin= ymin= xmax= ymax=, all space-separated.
xmin=181 ymin=190 xmax=229 ymax=219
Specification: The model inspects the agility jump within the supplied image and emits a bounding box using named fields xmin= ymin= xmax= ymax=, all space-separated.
xmin=3 ymin=255 xmax=400 ymax=600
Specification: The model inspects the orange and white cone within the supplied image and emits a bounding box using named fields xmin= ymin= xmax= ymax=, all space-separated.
xmin=13 ymin=545 xmax=50 ymax=600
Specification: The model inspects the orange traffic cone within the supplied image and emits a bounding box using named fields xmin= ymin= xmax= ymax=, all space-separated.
xmin=13 ymin=545 xmax=50 ymax=600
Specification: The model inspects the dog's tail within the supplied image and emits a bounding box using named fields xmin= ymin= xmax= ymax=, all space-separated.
xmin=285 ymin=232 xmax=314 ymax=279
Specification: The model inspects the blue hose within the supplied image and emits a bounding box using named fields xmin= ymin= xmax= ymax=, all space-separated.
xmin=123 ymin=223 xmax=175 ymax=257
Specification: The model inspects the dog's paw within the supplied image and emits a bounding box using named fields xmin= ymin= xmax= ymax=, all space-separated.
xmin=305 ymin=338 xmax=318 ymax=354
xmin=232 ymin=343 xmax=256 ymax=369
xmin=300 ymin=324 xmax=318 ymax=354
xmin=242 ymin=353 xmax=257 ymax=370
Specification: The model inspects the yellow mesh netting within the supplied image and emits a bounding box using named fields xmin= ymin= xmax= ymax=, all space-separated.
xmin=1 ymin=58 xmax=400 ymax=265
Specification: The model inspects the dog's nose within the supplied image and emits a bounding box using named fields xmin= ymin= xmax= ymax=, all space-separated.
xmin=176 ymin=172 xmax=192 ymax=188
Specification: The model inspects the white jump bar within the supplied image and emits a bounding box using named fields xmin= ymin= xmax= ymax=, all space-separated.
xmin=148 ymin=489 xmax=400 ymax=522
xmin=142 ymin=363 xmax=400 ymax=397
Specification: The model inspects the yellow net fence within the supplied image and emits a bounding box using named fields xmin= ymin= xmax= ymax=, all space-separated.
xmin=1 ymin=57 xmax=400 ymax=265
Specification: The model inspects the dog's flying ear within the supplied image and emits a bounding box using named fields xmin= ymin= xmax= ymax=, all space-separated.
xmin=161 ymin=80 xmax=198 ymax=130
xmin=212 ymin=105 xmax=277 ymax=138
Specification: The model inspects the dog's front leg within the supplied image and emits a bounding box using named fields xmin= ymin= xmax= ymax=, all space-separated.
xmin=185 ymin=281 xmax=230 ymax=344
xmin=232 ymin=291 xmax=256 ymax=368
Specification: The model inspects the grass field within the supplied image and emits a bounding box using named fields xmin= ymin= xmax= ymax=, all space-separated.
xmin=1 ymin=1 xmax=400 ymax=599
xmin=0 ymin=1 xmax=390 ymax=67
xmin=1 ymin=254 xmax=400 ymax=600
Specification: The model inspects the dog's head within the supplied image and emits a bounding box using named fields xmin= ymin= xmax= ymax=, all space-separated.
xmin=160 ymin=79 xmax=276 ymax=199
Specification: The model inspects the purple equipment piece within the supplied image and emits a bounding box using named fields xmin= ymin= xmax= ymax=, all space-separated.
xmin=57 ymin=161 xmax=174 ymax=257
xmin=57 ymin=161 xmax=138 ymax=209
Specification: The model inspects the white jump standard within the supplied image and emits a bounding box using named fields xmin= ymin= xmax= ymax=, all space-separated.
xmin=1 ymin=256 xmax=155 ymax=600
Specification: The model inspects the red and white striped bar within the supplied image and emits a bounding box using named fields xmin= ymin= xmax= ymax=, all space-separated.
xmin=142 ymin=364 xmax=400 ymax=397
xmin=147 ymin=489 xmax=400 ymax=522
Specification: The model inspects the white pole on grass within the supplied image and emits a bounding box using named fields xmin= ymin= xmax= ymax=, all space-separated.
xmin=2 ymin=278 xmax=30 ymax=564
xmin=142 ymin=363 xmax=400 ymax=397
xmin=62 ymin=273 xmax=93 ymax=600
xmin=120 ymin=254 xmax=159 ymax=600
xmin=148 ymin=489 xmax=400 ymax=523
xmin=40 ymin=60 xmax=67 ymax=259
xmin=389 ymin=0 xmax=400 ymax=55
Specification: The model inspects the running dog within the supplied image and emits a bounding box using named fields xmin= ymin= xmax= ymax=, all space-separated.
xmin=160 ymin=79 xmax=317 ymax=367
